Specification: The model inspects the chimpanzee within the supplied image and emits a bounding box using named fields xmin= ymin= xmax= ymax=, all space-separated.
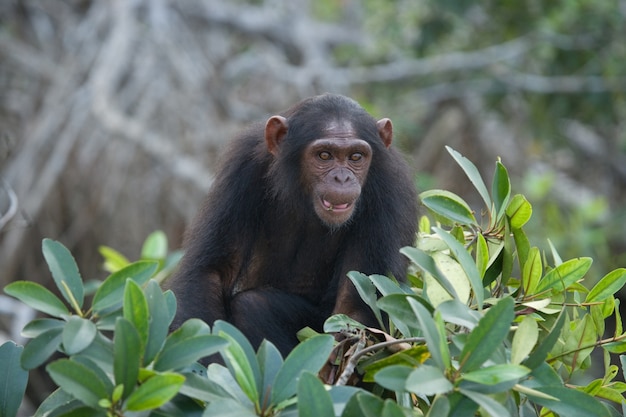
xmin=166 ymin=93 xmax=418 ymax=357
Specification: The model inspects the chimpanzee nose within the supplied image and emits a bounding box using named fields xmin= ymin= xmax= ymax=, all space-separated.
xmin=333 ymin=168 xmax=352 ymax=184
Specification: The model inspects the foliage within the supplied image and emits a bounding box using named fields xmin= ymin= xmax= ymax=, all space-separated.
xmin=3 ymin=148 xmax=626 ymax=416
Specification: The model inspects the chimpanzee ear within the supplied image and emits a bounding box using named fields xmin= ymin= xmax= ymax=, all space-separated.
xmin=265 ymin=116 xmax=288 ymax=156
xmin=376 ymin=118 xmax=393 ymax=149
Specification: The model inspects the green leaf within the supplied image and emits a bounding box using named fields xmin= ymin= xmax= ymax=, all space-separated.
xmin=21 ymin=327 xmax=63 ymax=369
xmin=437 ymin=300 xmax=481 ymax=330
xmin=401 ymin=247 xmax=459 ymax=299
xmin=42 ymin=238 xmax=84 ymax=311
xmin=114 ymin=318 xmax=141 ymax=400
xmin=445 ymin=146 xmax=492 ymax=209
xmin=408 ymin=298 xmax=450 ymax=371
xmin=522 ymin=247 xmax=542 ymax=297
xmin=377 ymin=294 xmax=430 ymax=338
xmin=62 ymin=316 xmax=97 ymax=355
xmin=434 ymin=227 xmax=484 ymax=309
xmin=0 ymin=342 xmax=28 ymax=417
xmin=373 ymin=365 xmax=413 ymax=392
xmin=492 ymin=160 xmax=511 ymax=222
xmin=123 ymin=279 xmax=150 ymax=352
xmin=125 ymin=373 xmax=185 ymax=411
xmin=524 ymin=309 xmax=566 ymax=369
xmin=585 ymin=268 xmax=626 ymax=303
xmin=535 ymin=257 xmax=593 ymax=294
xmin=272 ymin=334 xmax=334 ymax=405
xmin=4 ymin=281 xmax=69 ymax=318
xmin=203 ymin=398 xmax=258 ymax=417
xmin=458 ymin=388 xmax=510 ymax=417
xmin=347 ymin=271 xmax=383 ymax=328
xmin=257 ymin=340 xmax=283 ymax=407
xmin=459 ymin=297 xmax=514 ymax=372
xmin=462 ymin=364 xmax=530 ymax=385
xmin=511 ymin=316 xmax=538 ymax=365
xmin=406 ymin=364 xmax=453 ymax=395
xmin=46 ymin=359 xmax=110 ymax=408
xmin=506 ymin=194 xmax=532 ymax=229
xmin=154 ymin=334 xmax=227 ymax=371
xmin=92 ymin=261 xmax=158 ymax=314
xmin=512 ymin=227 xmax=530 ymax=275
xmin=526 ymin=386 xmax=612 ymax=417
xmin=98 ymin=245 xmax=131 ymax=273
xmin=141 ymin=230 xmax=168 ymax=259
xmin=423 ymin=252 xmax=470 ymax=307
xmin=475 ymin=233 xmax=489 ymax=279
xmin=297 ymin=372 xmax=334 ymax=417
xmin=420 ymin=189 xmax=477 ymax=226
xmin=219 ymin=331 xmax=260 ymax=407
xmin=21 ymin=318 xmax=65 ymax=338
xmin=144 ymin=280 xmax=173 ymax=364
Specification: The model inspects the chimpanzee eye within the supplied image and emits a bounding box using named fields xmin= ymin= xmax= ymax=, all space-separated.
xmin=319 ymin=151 xmax=332 ymax=160
xmin=350 ymin=153 xmax=363 ymax=161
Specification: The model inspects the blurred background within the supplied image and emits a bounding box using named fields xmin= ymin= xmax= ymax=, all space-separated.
xmin=1 ymin=0 xmax=626 ymax=406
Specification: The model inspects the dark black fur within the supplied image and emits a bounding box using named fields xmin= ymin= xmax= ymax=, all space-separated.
xmin=166 ymin=94 xmax=418 ymax=356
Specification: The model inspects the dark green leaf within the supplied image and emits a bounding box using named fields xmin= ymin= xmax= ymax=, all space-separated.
xmin=0 ymin=342 xmax=28 ymax=417
xmin=297 ymin=372 xmax=334 ymax=417
xmin=347 ymin=271 xmax=383 ymax=328
xmin=42 ymin=239 xmax=84 ymax=310
xmin=378 ymin=294 xmax=432 ymax=338
xmin=492 ymin=160 xmax=511 ymax=222
xmin=114 ymin=318 xmax=140 ymax=400
xmin=32 ymin=389 xmax=77 ymax=417
xmin=420 ymin=189 xmax=477 ymax=226
xmin=62 ymin=316 xmax=97 ymax=355
xmin=21 ymin=327 xmax=63 ymax=369
xmin=512 ymin=227 xmax=530 ymax=275
xmin=272 ymin=334 xmax=334 ymax=405
xmin=526 ymin=386 xmax=612 ymax=417
xmin=123 ymin=279 xmax=149 ymax=351
xmin=124 ymin=373 xmax=185 ymax=411
xmin=446 ymin=146 xmax=491 ymax=209
xmin=46 ymin=359 xmax=110 ymax=408
xmin=144 ymin=280 xmax=172 ymax=364
xmin=536 ymin=257 xmax=593 ymax=294
xmin=408 ymin=298 xmax=450 ymax=371
xmin=585 ymin=268 xmax=626 ymax=303
xmin=92 ymin=261 xmax=158 ymax=314
xmin=461 ymin=364 xmax=530 ymax=385
xmin=459 ymin=297 xmax=514 ymax=372
xmin=257 ymin=340 xmax=283 ymax=408
xmin=459 ymin=388 xmax=510 ymax=417
xmin=4 ymin=281 xmax=69 ymax=318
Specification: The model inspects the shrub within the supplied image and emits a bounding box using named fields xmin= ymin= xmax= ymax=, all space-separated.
xmin=2 ymin=147 xmax=625 ymax=416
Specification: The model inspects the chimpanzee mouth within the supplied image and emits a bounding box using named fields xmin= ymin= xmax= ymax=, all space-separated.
xmin=322 ymin=198 xmax=352 ymax=212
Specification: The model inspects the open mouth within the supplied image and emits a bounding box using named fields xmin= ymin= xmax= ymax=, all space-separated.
xmin=322 ymin=198 xmax=352 ymax=212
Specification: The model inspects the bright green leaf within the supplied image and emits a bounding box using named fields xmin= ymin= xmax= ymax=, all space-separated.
xmin=92 ymin=261 xmax=158 ymax=314
xmin=536 ymin=257 xmax=593 ymax=294
xmin=420 ymin=189 xmax=477 ymax=226
xmin=522 ymin=247 xmax=542 ymax=297
xmin=511 ymin=316 xmax=538 ymax=365
xmin=125 ymin=373 xmax=185 ymax=411
xmin=98 ymin=245 xmax=131 ymax=273
xmin=4 ymin=281 xmax=69 ymax=318
xmin=462 ymin=364 xmax=530 ymax=385
xmin=42 ymin=239 xmax=84 ymax=311
xmin=506 ymin=194 xmax=532 ymax=229
xmin=585 ymin=268 xmax=626 ymax=303
xmin=297 ymin=372 xmax=334 ymax=417
xmin=62 ymin=316 xmax=97 ymax=355
xmin=0 ymin=342 xmax=28 ymax=417
xmin=46 ymin=359 xmax=110 ymax=408
xmin=475 ymin=233 xmax=489 ymax=279
xmin=401 ymin=247 xmax=459 ymax=300
xmin=459 ymin=297 xmax=514 ymax=372
xmin=141 ymin=231 xmax=168 ymax=260
xmin=423 ymin=252 xmax=470 ymax=307
xmin=434 ymin=227 xmax=484 ymax=309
